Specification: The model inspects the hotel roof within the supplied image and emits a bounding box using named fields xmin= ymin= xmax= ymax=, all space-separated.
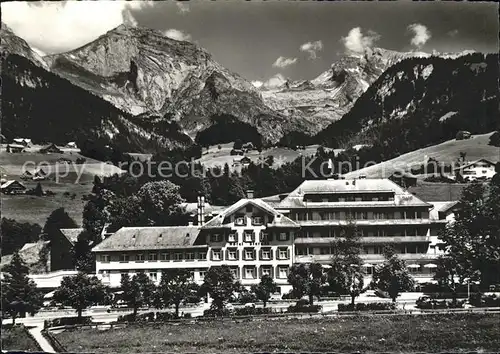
xmin=277 ymin=178 xmax=431 ymax=208
xmin=92 ymin=226 xmax=204 ymax=252
xmin=201 ymin=198 xmax=299 ymax=229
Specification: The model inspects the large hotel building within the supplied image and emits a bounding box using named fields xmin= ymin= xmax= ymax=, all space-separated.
xmin=92 ymin=178 xmax=457 ymax=294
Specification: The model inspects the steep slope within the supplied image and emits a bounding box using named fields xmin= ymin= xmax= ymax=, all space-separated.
xmin=261 ymin=48 xmax=435 ymax=133
xmin=0 ymin=22 xmax=48 ymax=68
xmin=1 ymin=24 xmax=193 ymax=152
xmin=314 ymin=53 xmax=499 ymax=155
xmin=45 ymin=25 xmax=313 ymax=145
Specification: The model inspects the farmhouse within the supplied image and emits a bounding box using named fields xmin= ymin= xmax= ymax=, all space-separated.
xmin=13 ymin=138 xmax=32 ymax=146
xmin=6 ymin=144 xmax=26 ymax=153
xmin=92 ymin=179 xmax=456 ymax=292
xmin=1 ymin=180 xmax=27 ymax=194
xmin=454 ymin=158 xmax=497 ymax=181
xmin=39 ymin=143 xmax=63 ymax=154
xmin=456 ymin=131 xmax=472 ymax=140
xmin=21 ymin=167 xmax=47 ymax=181
xmin=66 ymin=142 xmax=77 ymax=149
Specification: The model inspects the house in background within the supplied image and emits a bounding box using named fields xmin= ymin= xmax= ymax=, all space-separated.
xmin=20 ymin=167 xmax=47 ymax=181
xmin=453 ymin=158 xmax=497 ymax=181
xmin=52 ymin=228 xmax=84 ymax=271
xmin=1 ymin=180 xmax=27 ymax=194
xmin=389 ymin=171 xmax=418 ymax=188
xmin=13 ymin=138 xmax=32 ymax=146
xmin=66 ymin=142 xmax=78 ymax=149
xmin=39 ymin=143 xmax=63 ymax=154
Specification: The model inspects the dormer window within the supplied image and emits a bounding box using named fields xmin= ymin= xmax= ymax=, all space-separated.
xmin=211 ymin=234 xmax=222 ymax=242
xmin=279 ymin=232 xmax=288 ymax=241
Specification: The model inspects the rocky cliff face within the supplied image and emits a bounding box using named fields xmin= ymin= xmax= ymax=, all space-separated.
xmin=0 ymin=23 xmax=48 ymax=68
xmin=260 ymin=47 xmax=440 ymax=131
xmin=44 ymin=25 xmax=313 ymax=145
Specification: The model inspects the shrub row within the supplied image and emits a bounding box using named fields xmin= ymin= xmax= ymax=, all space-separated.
xmin=338 ymin=302 xmax=397 ymax=312
xmin=469 ymin=294 xmax=500 ymax=308
xmin=416 ymin=297 xmax=465 ymax=309
xmin=287 ymin=304 xmax=322 ymax=313
xmin=44 ymin=316 xmax=91 ymax=328
xmin=117 ymin=311 xmax=191 ymax=323
xmin=233 ymin=307 xmax=273 ymax=316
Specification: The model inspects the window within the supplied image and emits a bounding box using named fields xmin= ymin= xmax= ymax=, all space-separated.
xmin=228 ymin=250 xmax=237 ymax=260
xmin=245 ymin=267 xmax=255 ymax=279
xmin=174 ymin=253 xmax=183 ymax=261
xmin=148 ymin=253 xmax=157 ymax=261
xmin=245 ymin=250 xmax=254 ymax=260
xmin=279 ymin=267 xmax=288 ymax=278
xmin=185 ymin=252 xmax=195 ymax=261
xmin=279 ymin=232 xmax=288 ymax=241
xmin=198 ymin=252 xmax=207 ymax=261
xmin=231 ymin=268 xmax=239 ymax=279
xmin=160 ymin=253 xmax=170 ymax=261
xmin=120 ymin=254 xmax=129 ymax=262
xmin=101 ymin=270 xmax=109 ymax=278
xmin=199 ymin=270 xmax=206 ymax=280
xmin=228 ymin=233 xmax=236 ymax=242
xmin=149 ymin=272 xmax=158 ymax=281
xmin=235 ymin=215 xmax=245 ymax=225
xmin=252 ymin=216 xmax=263 ymax=225
xmin=279 ymin=249 xmax=288 ymax=260
xmin=244 ymin=232 xmax=254 ymax=242
xmin=212 ymin=250 xmax=221 ymax=261
xmin=101 ymin=254 xmax=110 ymax=263
xmin=356 ymin=212 xmax=368 ymax=220
xmin=136 ymin=254 xmax=144 ymax=262
xmin=211 ymin=234 xmax=222 ymax=242
xmin=260 ymin=232 xmax=269 ymax=243
xmin=262 ymin=267 xmax=271 ymax=276
xmin=261 ymin=249 xmax=271 ymax=260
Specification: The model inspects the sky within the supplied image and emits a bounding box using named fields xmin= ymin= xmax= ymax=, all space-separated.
xmin=2 ymin=1 xmax=498 ymax=85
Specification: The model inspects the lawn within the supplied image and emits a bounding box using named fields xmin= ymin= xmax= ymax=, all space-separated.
xmin=1 ymin=325 xmax=40 ymax=352
xmin=54 ymin=313 xmax=500 ymax=353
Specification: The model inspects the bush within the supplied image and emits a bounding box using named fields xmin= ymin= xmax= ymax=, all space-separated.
xmin=287 ymin=304 xmax=322 ymax=313
xmin=416 ymin=296 xmax=466 ymax=309
xmin=281 ymin=290 xmax=297 ymax=300
xmin=469 ymin=294 xmax=500 ymax=308
xmin=203 ymin=308 xmax=233 ymax=318
xmin=155 ymin=312 xmax=177 ymax=321
xmin=44 ymin=316 xmax=91 ymax=328
xmin=183 ymin=313 xmax=192 ymax=319
xmin=233 ymin=307 xmax=273 ymax=316
xmin=338 ymin=302 xmax=397 ymax=312
xmin=117 ymin=313 xmax=136 ymax=322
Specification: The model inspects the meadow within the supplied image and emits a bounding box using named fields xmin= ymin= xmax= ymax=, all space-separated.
xmin=1 ymin=325 xmax=41 ymax=352
xmin=54 ymin=313 xmax=500 ymax=353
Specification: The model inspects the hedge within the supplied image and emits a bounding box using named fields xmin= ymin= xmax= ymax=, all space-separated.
xmin=233 ymin=307 xmax=273 ymax=316
xmin=416 ymin=297 xmax=466 ymax=310
xmin=469 ymin=294 xmax=500 ymax=308
xmin=287 ymin=304 xmax=322 ymax=313
xmin=44 ymin=316 xmax=91 ymax=328
xmin=338 ymin=302 xmax=396 ymax=312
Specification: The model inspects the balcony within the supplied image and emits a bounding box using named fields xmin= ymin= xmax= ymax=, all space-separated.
xmin=297 ymin=219 xmax=431 ymax=227
xmin=295 ymin=236 xmax=430 ymax=245
xmin=295 ymin=253 xmax=438 ymax=264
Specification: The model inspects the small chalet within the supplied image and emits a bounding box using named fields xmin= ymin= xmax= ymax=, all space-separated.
xmin=1 ymin=180 xmax=27 ymax=194
xmin=13 ymin=138 xmax=32 ymax=146
xmin=66 ymin=142 xmax=77 ymax=149
xmin=456 ymin=131 xmax=471 ymax=140
xmin=39 ymin=143 xmax=63 ymax=154
xmin=453 ymin=158 xmax=497 ymax=181
xmin=389 ymin=171 xmax=418 ymax=188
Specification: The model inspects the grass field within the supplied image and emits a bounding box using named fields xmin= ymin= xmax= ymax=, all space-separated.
xmin=1 ymin=325 xmax=40 ymax=352
xmin=1 ymin=146 xmax=124 ymax=226
xmin=344 ymin=132 xmax=498 ymax=178
xmin=54 ymin=313 xmax=500 ymax=353
xmin=408 ymin=181 xmax=468 ymax=202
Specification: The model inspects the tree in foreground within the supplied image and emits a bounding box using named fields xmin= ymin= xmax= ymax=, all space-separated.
xmin=158 ymin=269 xmax=200 ymax=317
xmin=199 ymin=265 xmax=240 ymax=316
xmin=53 ymin=273 xmax=108 ymax=320
xmin=251 ymin=275 xmax=278 ymax=308
xmin=328 ymin=222 xmax=367 ymax=306
xmin=370 ymin=247 xmax=415 ymax=303
xmin=287 ymin=263 xmax=326 ymax=305
xmin=120 ymin=272 xmax=156 ymax=318
xmin=438 ymin=181 xmax=500 ymax=288
xmin=1 ymin=252 xmax=43 ymax=324
xmin=434 ymin=254 xmax=466 ymax=305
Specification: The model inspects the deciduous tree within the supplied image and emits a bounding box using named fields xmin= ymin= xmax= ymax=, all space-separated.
xmin=120 ymin=272 xmax=156 ymax=318
xmin=158 ymin=269 xmax=199 ymax=317
xmin=287 ymin=263 xmax=326 ymax=305
xmin=251 ymin=275 xmax=278 ymax=308
xmin=199 ymin=266 xmax=240 ymax=315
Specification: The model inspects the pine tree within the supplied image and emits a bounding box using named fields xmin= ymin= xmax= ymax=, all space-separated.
xmin=1 ymin=252 xmax=42 ymax=324
xmin=42 ymin=207 xmax=78 ymax=242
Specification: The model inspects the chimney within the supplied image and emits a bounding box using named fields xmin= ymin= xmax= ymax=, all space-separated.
xmin=246 ymin=190 xmax=254 ymax=199
xmin=197 ymin=195 xmax=205 ymax=226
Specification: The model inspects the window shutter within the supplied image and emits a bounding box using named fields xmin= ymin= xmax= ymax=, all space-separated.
xmin=287 ymin=249 xmax=290 ymax=259
xmin=270 ymin=266 xmax=274 ymax=279
xmin=253 ymin=249 xmax=256 ymax=260
xmin=269 ymin=248 xmax=273 ymax=260
xmin=225 ymin=249 xmax=228 ymax=260
xmin=237 ymin=249 xmax=241 ymax=260
xmin=252 ymin=267 xmax=257 ymax=279
xmin=210 ymin=250 xmax=213 ymax=261
xmin=259 ymin=249 xmax=263 ymax=260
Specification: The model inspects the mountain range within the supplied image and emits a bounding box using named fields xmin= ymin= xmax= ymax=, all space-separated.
xmin=1 ymin=22 xmax=496 ymax=153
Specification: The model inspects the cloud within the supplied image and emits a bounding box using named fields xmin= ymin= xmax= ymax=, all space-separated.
xmin=0 ymin=1 xmax=151 ymax=54
xmin=163 ymin=29 xmax=192 ymax=42
xmin=407 ymin=23 xmax=431 ymax=49
xmin=341 ymin=27 xmax=380 ymax=54
xmin=176 ymin=2 xmax=190 ymax=14
xmin=300 ymin=40 xmax=323 ymax=59
xmin=272 ymin=56 xmax=298 ymax=68
xmin=447 ymin=29 xmax=459 ymax=37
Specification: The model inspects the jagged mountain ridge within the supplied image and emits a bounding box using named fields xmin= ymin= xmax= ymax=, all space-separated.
xmin=44 ymin=24 xmax=314 ymax=145
xmin=313 ymin=53 xmax=499 ymax=156
xmin=260 ymin=47 xmax=474 ymax=132
xmin=1 ymin=23 xmax=193 ymax=151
